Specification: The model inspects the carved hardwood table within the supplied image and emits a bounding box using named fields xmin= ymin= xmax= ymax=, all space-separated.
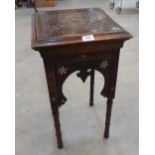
xmin=31 ymin=8 xmax=132 ymax=149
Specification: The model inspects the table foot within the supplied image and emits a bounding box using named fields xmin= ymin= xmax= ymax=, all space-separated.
xmin=109 ymin=2 xmax=115 ymax=9
xmin=116 ymin=7 xmax=122 ymax=14
xmin=58 ymin=143 xmax=63 ymax=149
xmin=104 ymin=98 xmax=113 ymax=139
xmin=136 ymin=1 xmax=139 ymax=8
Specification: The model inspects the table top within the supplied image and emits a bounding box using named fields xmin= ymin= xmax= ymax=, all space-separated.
xmin=31 ymin=8 xmax=132 ymax=50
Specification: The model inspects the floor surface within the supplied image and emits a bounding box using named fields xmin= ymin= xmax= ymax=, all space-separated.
xmin=16 ymin=0 xmax=139 ymax=155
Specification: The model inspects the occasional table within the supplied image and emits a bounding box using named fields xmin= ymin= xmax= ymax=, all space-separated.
xmin=31 ymin=8 xmax=132 ymax=149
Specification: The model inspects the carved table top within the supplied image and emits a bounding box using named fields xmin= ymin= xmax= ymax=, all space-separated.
xmin=31 ymin=8 xmax=132 ymax=50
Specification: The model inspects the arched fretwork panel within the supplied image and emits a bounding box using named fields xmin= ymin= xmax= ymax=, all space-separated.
xmin=48 ymin=54 xmax=118 ymax=107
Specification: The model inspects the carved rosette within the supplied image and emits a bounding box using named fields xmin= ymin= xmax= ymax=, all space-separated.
xmin=100 ymin=60 xmax=109 ymax=69
xmin=57 ymin=66 xmax=68 ymax=75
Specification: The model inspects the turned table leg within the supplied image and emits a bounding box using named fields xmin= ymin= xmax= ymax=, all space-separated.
xmin=104 ymin=98 xmax=113 ymax=139
xmin=90 ymin=69 xmax=95 ymax=106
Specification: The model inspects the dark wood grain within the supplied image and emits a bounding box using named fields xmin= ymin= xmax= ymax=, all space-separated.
xmin=31 ymin=8 xmax=132 ymax=149
xmin=36 ymin=8 xmax=123 ymax=40
xmin=43 ymin=61 xmax=63 ymax=148
xmin=104 ymin=98 xmax=113 ymax=138
xmin=90 ymin=69 xmax=95 ymax=106
xmin=31 ymin=8 xmax=132 ymax=49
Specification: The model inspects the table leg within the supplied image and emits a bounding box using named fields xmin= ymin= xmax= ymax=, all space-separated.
xmin=33 ymin=0 xmax=38 ymax=12
xmin=51 ymin=103 xmax=63 ymax=148
xmin=116 ymin=0 xmax=123 ymax=14
xmin=109 ymin=0 xmax=115 ymax=9
xmin=44 ymin=62 xmax=63 ymax=149
xmin=90 ymin=69 xmax=95 ymax=106
xmin=104 ymin=98 xmax=113 ymax=139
